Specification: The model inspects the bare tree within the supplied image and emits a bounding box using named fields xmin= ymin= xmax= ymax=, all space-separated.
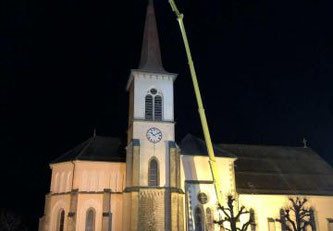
xmin=276 ymin=197 xmax=315 ymax=231
xmin=0 ymin=209 xmax=27 ymax=231
xmin=215 ymin=195 xmax=254 ymax=231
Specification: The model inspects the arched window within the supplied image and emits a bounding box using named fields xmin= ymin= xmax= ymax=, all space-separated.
xmin=249 ymin=209 xmax=256 ymax=231
xmin=206 ymin=207 xmax=213 ymax=231
xmin=279 ymin=209 xmax=287 ymax=231
xmin=85 ymin=208 xmax=95 ymax=231
xmin=195 ymin=207 xmax=204 ymax=231
xmin=145 ymin=94 xmax=153 ymax=120
xmin=309 ymin=208 xmax=317 ymax=231
xmin=154 ymin=95 xmax=162 ymax=121
xmin=148 ymin=159 xmax=159 ymax=186
xmin=56 ymin=209 xmax=65 ymax=231
xmin=145 ymin=88 xmax=163 ymax=121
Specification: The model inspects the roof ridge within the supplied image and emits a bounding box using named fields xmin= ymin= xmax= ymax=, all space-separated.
xmin=51 ymin=138 xmax=91 ymax=163
xmin=75 ymin=136 xmax=95 ymax=160
xmin=51 ymin=135 xmax=124 ymax=164
xmin=219 ymin=143 xmax=311 ymax=149
xmin=233 ymin=156 xmax=322 ymax=160
xmin=180 ymin=133 xmax=236 ymax=158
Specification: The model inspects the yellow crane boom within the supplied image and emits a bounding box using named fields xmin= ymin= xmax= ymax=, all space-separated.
xmin=168 ymin=0 xmax=223 ymax=206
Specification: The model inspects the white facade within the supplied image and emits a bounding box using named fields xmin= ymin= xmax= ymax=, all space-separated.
xmin=128 ymin=70 xmax=176 ymax=122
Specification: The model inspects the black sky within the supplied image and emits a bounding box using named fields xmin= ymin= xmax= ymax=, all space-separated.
xmin=1 ymin=0 xmax=333 ymax=229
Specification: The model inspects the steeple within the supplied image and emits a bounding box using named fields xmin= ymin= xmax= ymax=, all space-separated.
xmin=138 ymin=0 xmax=166 ymax=73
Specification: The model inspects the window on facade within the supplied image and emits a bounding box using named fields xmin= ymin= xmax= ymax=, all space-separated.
xmin=328 ymin=218 xmax=333 ymax=231
xmin=148 ymin=159 xmax=159 ymax=186
xmin=145 ymin=94 xmax=153 ymax=120
xmin=279 ymin=209 xmax=288 ymax=231
xmin=309 ymin=208 xmax=317 ymax=231
xmin=195 ymin=207 xmax=204 ymax=231
xmin=197 ymin=192 xmax=208 ymax=204
xmin=85 ymin=208 xmax=95 ymax=231
xmin=145 ymin=89 xmax=163 ymax=121
xmin=150 ymin=88 xmax=157 ymax=94
xmin=206 ymin=207 xmax=213 ymax=231
xmin=249 ymin=209 xmax=256 ymax=231
xmin=268 ymin=218 xmax=276 ymax=231
xmin=154 ymin=95 xmax=162 ymax=121
xmin=57 ymin=209 xmax=65 ymax=231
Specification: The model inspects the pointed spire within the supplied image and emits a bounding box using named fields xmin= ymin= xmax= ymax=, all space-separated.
xmin=138 ymin=0 xmax=166 ymax=73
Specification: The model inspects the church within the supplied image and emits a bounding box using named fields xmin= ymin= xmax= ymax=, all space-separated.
xmin=38 ymin=0 xmax=333 ymax=231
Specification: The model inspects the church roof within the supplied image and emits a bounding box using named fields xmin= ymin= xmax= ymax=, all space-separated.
xmin=137 ymin=0 xmax=167 ymax=73
xmin=179 ymin=134 xmax=235 ymax=158
xmin=51 ymin=134 xmax=333 ymax=195
xmin=218 ymin=144 xmax=333 ymax=195
xmin=52 ymin=136 xmax=125 ymax=163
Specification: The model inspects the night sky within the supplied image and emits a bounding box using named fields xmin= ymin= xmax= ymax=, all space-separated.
xmin=1 ymin=0 xmax=333 ymax=229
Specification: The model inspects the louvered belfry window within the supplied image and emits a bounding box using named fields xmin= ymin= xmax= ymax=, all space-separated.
xmin=154 ymin=95 xmax=162 ymax=120
xmin=145 ymin=88 xmax=162 ymax=121
xmin=145 ymin=95 xmax=153 ymax=120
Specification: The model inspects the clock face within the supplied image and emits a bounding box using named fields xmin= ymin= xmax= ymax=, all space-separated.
xmin=146 ymin=127 xmax=162 ymax=143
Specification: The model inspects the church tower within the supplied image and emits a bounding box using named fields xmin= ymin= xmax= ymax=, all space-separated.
xmin=123 ymin=0 xmax=184 ymax=230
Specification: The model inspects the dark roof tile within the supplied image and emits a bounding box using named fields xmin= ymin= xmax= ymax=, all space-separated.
xmin=52 ymin=136 xmax=125 ymax=163
xmin=218 ymin=144 xmax=333 ymax=195
xmin=179 ymin=134 xmax=235 ymax=158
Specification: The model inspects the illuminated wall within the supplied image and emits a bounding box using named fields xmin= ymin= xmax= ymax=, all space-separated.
xmin=39 ymin=152 xmax=333 ymax=231
xmin=239 ymin=194 xmax=333 ymax=231
xmin=39 ymin=160 xmax=126 ymax=231
xmin=181 ymin=155 xmax=237 ymax=231
xmin=180 ymin=155 xmax=333 ymax=231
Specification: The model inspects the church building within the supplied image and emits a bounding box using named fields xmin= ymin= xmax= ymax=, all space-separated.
xmin=39 ymin=0 xmax=333 ymax=230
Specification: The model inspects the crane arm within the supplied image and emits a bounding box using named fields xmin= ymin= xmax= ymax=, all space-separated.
xmin=168 ymin=0 xmax=224 ymax=206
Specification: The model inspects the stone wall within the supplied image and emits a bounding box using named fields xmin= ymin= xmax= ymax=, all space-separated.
xmin=139 ymin=189 xmax=166 ymax=231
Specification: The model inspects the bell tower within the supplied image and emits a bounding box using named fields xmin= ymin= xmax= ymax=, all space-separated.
xmin=123 ymin=0 xmax=184 ymax=230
